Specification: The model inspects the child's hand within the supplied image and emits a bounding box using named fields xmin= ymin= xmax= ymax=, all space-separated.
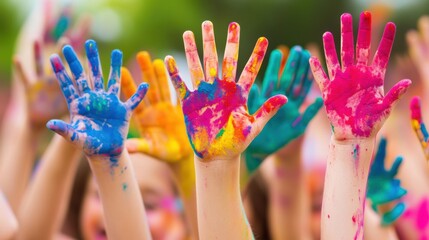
xmin=13 ymin=41 xmax=68 ymax=127
xmin=410 ymin=96 xmax=429 ymax=161
xmin=407 ymin=16 xmax=429 ymax=91
xmin=245 ymin=47 xmax=323 ymax=172
xmin=310 ymin=11 xmax=411 ymax=140
xmin=46 ymin=40 xmax=148 ymax=161
xmin=121 ymin=52 xmax=193 ymax=163
xmin=367 ymin=137 xmax=407 ymax=225
xmin=165 ymin=21 xmax=287 ymax=161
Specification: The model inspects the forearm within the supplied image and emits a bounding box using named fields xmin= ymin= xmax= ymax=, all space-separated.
xmin=267 ymin=153 xmax=311 ymax=240
xmin=322 ymin=137 xmax=374 ymax=240
xmin=0 ymin=113 xmax=38 ymax=213
xmin=195 ymin=156 xmax=253 ymax=240
xmin=0 ymin=191 xmax=18 ymax=240
xmin=88 ymin=150 xmax=151 ymax=240
xmin=17 ymin=134 xmax=81 ymax=240
xmin=169 ymin=155 xmax=198 ymax=239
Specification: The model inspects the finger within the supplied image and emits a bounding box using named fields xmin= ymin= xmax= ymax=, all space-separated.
xmin=46 ymin=119 xmax=79 ymax=143
xmin=309 ymin=56 xmax=329 ymax=93
xmin=261 ymin=49 xmax=282 ymax=97
xmin=372 ymin=22 xmax=396 ymax=78
xmin=107 ymin=50 xmax=123 ymax=96
xmin=410 ymin=96 xmax=429 ymax=145
xmin=248 ymin=84 xmax=261 ymax=115
xmin=63 ymin=45 xmax=90 ymax=94
xmin=277 ymin=45 xmax=290 ymax=75
xmin=279 ymin=46 xmax=302 ymax=93
xmin=202 ymin=21 xmax=218 ymax=83
xmin=34 ymin=40 xmax=44 ymax=77
xmin=340 ymin=13 xmax=355 ymax=68
xmin=126 ymin=138 xmax=150 ymax=154
xmin=238 ymin=37 xmax=269 ymax=95
xmin=389 ymin=156 xmax=403 ymax=177
xmin=418 ymin=16 xmax=429 ymax=48
xmin=183 ymin=31 xmax=204 ymax=88
xmin=406 ymin=30 xmax=426 ymax=68
xmin=382 ymin=79 xmax=411 ymax=111
xmin=85 ymin=39 xmax=104 ymax=91
xmin=153 ymin=59 xmax=171 ymax=102
xmin=295 ymin=97 xmax=323 ymax=129
xmin=356 ymin=11 xmax=372 ymax=66
xmin=251 ymin=94 xmax=288 ymax=134
xmin=374 ymin=137 xmax=387 ymax=167
xmin=222 ymin=22 xmax=240 ymax=82
xmin=13 ymin=56 xmax=31 ymax=89
xmin=291 ymin=49 xmax=311 ymax=101
xmin=295 ymin=66 xmax=314 ymax=107
xmin=323 ymin=32 xmax=340 ymax=79
xmin=50 ymin=54 xmax=79 ymax=105
xmin=125 ymin=83 xmax=149 ymax=111
xmin=137 ymin=51 xmax=161 ymax=104
xmin=51 ymin=6 xmax=71 ymax=41
xmin=165 ymin=56 xmax=190 ymax=101
xmin=121 ymin=67 xmax=145 ymax=115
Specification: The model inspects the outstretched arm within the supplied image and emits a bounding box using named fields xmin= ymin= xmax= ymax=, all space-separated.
xmin=166 ymin=21 xmax=286 ymax=239
xmin=310 ymin=11 xmax=410 ymax=239
xmin=121 ymin=51 xmax=198 ymax=239
xmin=47 ymin=40 xmax=151 ymax=240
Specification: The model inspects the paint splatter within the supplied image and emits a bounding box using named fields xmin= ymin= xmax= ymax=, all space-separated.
xmin=402 ymin=197 xmax=429 ymax=239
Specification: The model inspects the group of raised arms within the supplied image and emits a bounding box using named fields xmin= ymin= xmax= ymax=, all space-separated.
xmin=1 ymin=1 xmax=429 ymax=240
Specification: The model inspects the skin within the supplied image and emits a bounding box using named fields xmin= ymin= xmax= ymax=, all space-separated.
xmin=309 ymin=11 xmax=410 ymax=239
xmin=165 ymin=21 xmax=287 ymax=239
xmin=120 ymin=51 xmax=198 ymax=239
xmin=80 ymin=153 xmax=187 ymax=240
xmin=47 ymin=39 xmax=151 ymax=240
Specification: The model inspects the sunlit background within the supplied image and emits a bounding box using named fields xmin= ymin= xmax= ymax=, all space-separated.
xmin=1 ymin=0 xmax=429 ymax=89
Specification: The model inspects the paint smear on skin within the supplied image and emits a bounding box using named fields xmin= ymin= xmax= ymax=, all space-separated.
xmin=403 ymin=197 xmax=429 ymax=239
xmin=52 ymin=10 xmax=70 ymax=41
xmin=411 ymin=96 xmax=429 ymax=145
xmin=122 ymin=183 xmax=128 ymax=191
xmin=353 ymin=211 xmax=364 ymax=240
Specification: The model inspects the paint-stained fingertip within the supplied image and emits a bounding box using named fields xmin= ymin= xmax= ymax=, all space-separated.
xmin=202 ymin=20 xmax=213 ymax=29
xmin=322 ymin=32 xmax=334 ymax=41
xmin=63 ymin=45 xmax=83 ymax=76
xmin=136 ymin=51 xmax=151 ymax=70
xmin=410 ymin=96 xmax=422 ymax=122
xmin=50 ymin=54 xmax=65 ymax=73
xmin=266 ymin=94 xmax=288 ymax=110
xmin=254 ymin=37 xmax=269 ymax=56
xmin=183 ymin=30 xmax=194 ymax=40
xmin=137 ymin=82 xmax=149 ymax=93
xmin=228 ymin=22 xmax=239 ymax=30
xmin=341 ymin=13 xmax=352 ymax=22
xmin=164 ymin=56 xmax=178 ymax=75
xmin=111 ymin=49 xmax=123 ymax=68
xmin=384 ymin=22 xmax=397 ymax=40
xmin=85 ymin=39 xmax=98 ymax=57
xmin=361 ymin=11 xmax=371 ymax=21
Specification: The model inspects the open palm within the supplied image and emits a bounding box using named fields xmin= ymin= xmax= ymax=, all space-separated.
xmin=47 ymin=40 xmax=147 ymax=160
xmin=166 ymin=21 xmax=286 ymax=160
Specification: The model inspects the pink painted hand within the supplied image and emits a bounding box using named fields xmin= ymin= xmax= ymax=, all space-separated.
xmin=310 ymin=11 xmax=411 ymax=140
xmin=165 ymin=21 xmax=287 ymax=161
xmin=121 ymin=52 xmax=193 ymax=163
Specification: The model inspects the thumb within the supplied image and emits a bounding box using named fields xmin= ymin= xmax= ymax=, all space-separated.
xmin=383 ymin=79 xmax=412 ymax=111
xmin=46 ymin=120 xmax=78 ymax=143
xmin=252 ymin=94 xmax=287 ymax=134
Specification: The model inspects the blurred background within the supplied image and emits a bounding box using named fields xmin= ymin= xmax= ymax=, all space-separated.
xmin=1 ymin=0 xmax=429 ymax=102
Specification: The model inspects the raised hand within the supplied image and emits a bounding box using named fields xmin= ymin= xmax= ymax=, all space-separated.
xmin=410 ymin=96 xmax=429 ymax=161
xmin=407 ymin=16 xmax=429 ymax=90
xmin=245 ymin=47 xmax=323 ymax=172
xmin=121 ymin=51 xmax=193 ymax=162
xmin=367 ymin=137 xmax=407 ymax=225
xmin=310 ymin=11 xmax=411 ymax=140
xmin=46 ymin=40 xmax=148 ymax=161
xmin=165 ymin=21 xmax=287 ymax=161
xmin=12 ymin=4 xmax=90 ymax=127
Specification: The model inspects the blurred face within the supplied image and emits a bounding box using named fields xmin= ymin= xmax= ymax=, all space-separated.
xmin=80 ymin=153 xmax=187 ymax=240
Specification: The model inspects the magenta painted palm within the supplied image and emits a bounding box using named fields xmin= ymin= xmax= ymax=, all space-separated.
xmin=310 ymin=12 xmax=411 ymax=140
xmin=165 ymin=21 xmax=287 ymax=160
